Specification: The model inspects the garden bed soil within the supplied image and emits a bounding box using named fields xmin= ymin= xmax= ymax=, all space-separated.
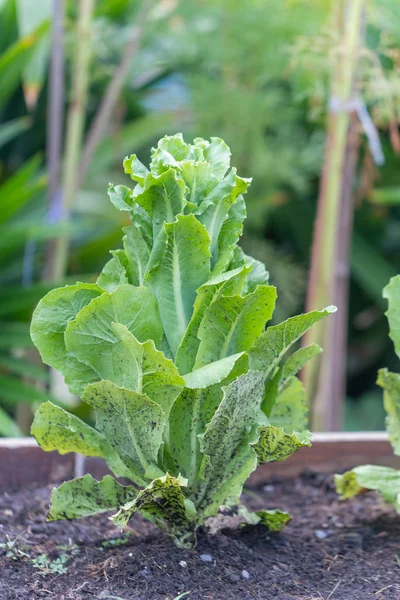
xmin=1 ymin=471 xmax=399 ymax=600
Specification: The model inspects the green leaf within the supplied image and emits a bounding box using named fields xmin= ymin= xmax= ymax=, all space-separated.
xmin=134 ymin=168 xmax=187 ymax=240
xmin=255 ymin=509 xmax=292 ymax=532
xmin=194 ymin=285 xmax=277 ymax=368
xmin=147 ymin=214 xmax=211 ymax=357
xmin=243 ymin=254 xmax=270 ymax=293
xmin=196 ymin=371 xmax=267 ymax=518
xmin=183 ymin=352 xmax=245 ymax=389
xmin=122 ymin=224 xmax=151 ymax=287
xmin=16 ymin=0 xmax=51 ymax=109
xmin=248 ymin=306 xmax=337 ymax=377
xmin=377 ymin=368 xmax=400 ymax=456
xmin=269 ymin=376 xmax=309 ymax=432
xmin=82 ymin=380 xmax=165 ymax=486
xmin=30 ymin=283 xmax=103 ymax=396
xmin=64 ymin=284 xmax=163 ymax=393
xmin=383 ymin=275 xmax=400 ymax=360
xmin=48 ymin=475 xmax=137 ymax=521
xmin=107 ymin=184 xmax=133 ymax=212
xmin=97 ymin=253 xmax=129 ymax=292
xmin=0 ymin=155 xmax=46 ymax=225
xmin=335 ymin=465 xmax=400 ymax=513
xmin=0 ymin=405 xmax=21 ymax=437
xmin=123 ymin=154 xmax=149 ymax=185
xmin=31 ymin=401 xmax=130 ymax=478
xmin=0 ymin=375 xmax=56 ymax=407
xmin=197 ymin=169 xmax=250 ymax=267
xmin=200 ymin=136 xmax=231 ymax=179
xmin=280 ymin=344 xmax=322 ymax=385
xmin=0 ymin=117 xmax=30 ymax=150
xmin=253 ymin=426 xmax=311 ymax=463
xmin=180 ymin=161 xmax=217 ymax=207
xmin=213 ymin=199 xmax=247 ymax=274
xmin=111 ymin=474 xmax=196 ymax=548
xmin=175 ymin=266 xmax=249 ymax=375
xmin=0 ymin=355 xmax=49 ymax=382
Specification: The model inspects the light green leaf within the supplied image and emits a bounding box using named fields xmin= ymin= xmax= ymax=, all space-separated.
xmin=122 ymin=224 xmax=151 ymax=287
xmin=201 ymin=136 xmax=231 ymax=179
xmin=97 ymin=253 xmax=129 ymax=292
xmin=82 ymin=380 xmax=165 ymax=486
xmin=111 ymin=474 xmax=195 ymax=548
xmin=134 ymin=168 xmax=187 ymax=240
xmin=280 ymin=344 xmax=322 ymax=385
xmin=31 ymin=402 xmax=130 ymax=478
xmin=107 ymin=184 xmax=133 ymax=211
xmin=196 ymin=371 xmax=267 ymax=518
xmin=269 ymin=376 xmax=309 ymax=432
xmin=175 ymin=266 xmax=249 ymax=375
xmin=166 ymin=358 xmax=249 ymax=493
xmin=248 ymin=306 xmax=337 ymax=377
xmin=30 ymin=283 xmax=103 ymax=396
xmin=180 ymin=161 xmax=217 ymax=207
xmin=0 ymin=405 xmax=21 ymax=437
xmin=64 ymin=284 xmax=163 ymax=394
xmin=48 ymin=475 xmax=137 ymax=521
xmin=243 ymin=254 xmax=270 ymax=293
xmin=255 ymin=509 xmax=292 ymax=532
xmin=335 ymin=465 xmax=400 ymax=513
xmin=194 ymin=285 xmax=277 ymax=368
xmin=147 ymin=214 xmax=211 ymax=358
xmin=183 ymin=352 xmax=245 ymax=389
xmin=213 ymin=199 xmax=247 ymax=275
xmin=123 ymin=154 xmax=149 ymax=185
xmin=377 ymin=368 xmax=400 ymax=456
xmin=253 ymin=426 xmax=311 ymax=463
xmin=383 ymin=275 xmax=400 ymax=360
xmin=101 ymin=323 xmax=184 ymax=415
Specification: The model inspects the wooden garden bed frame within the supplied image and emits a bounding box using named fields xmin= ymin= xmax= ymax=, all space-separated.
xmin=0 ymin=432 xmax=396 ymax=492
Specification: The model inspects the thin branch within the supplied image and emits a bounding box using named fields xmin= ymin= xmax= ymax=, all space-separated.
xmin=77 ymin=1 xmax=153 ymax=186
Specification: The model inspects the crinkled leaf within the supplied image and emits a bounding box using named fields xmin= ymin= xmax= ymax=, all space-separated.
xmin=82 ymin=380 xmax=165 ymax=486
xmin=30 ymin=283 xmax=103 ymax=395
xmin=48 ymin=475 xmax=137 ymax=521
xmin=97 ymin=253 xmax=129 ymax=292
xmin=180 ymin=161 xmax=217 ymax=207
xmin=213 ymin=196 xmax=247 ymax=274
xmin=106 ymin=323 xmax=184 ymax=415
xmin=377 ymin=368 xmax=400 ymax=456
xmin=123 ymin=154 xmax=149 ymax=185
xmin=31 ymin=402 xmax=130 ymax=478
xmin=134 ymin=168 xmax=186 ymax=240
xmin=383 ymin=275 xmax=400 ymax=360
xmin=243 ymin=254 xmax=270 ymax=293
xmin=256 ymin=509 xmax=292 ymax=532
xmin=335 ymin=465 xmax=400 ymax=513
xmin=269 ymin=376 xmax=309 ymax=433
xmin=196 ymin=371 xmax=267 ymax=518
xmin=147 ymin=214 xmax=211 ymax=358
xmin=64 ymin=285 xmax=163 ymax=394
xmin=108 ymin=184 xmax=133 ymax=211
xmin=248 ymin=306 xmax=337 ymax=377
xmin=253 ymin=425 xmax=311 ymax=463
xmin=122 ymin=224 xmax=151 ymax=287
xmin=175 ymin=266 xmax=249 ymax=375
xmin=194 ymin=285 xmax=277 ymax=368
xmin=201 ymin=136 xmax=231 ymax=179
xmin=111 ymin=474 xmax=196 ymax=547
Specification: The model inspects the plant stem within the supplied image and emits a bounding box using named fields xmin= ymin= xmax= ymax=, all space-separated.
xmin=51 ymin=0 xmax=94 ymax=282
xmin=303 ymin=0 xmax=365 ymax=431
xmin=77 ymin=0 xmax=152 ymax=187
xmin=42 ymin=0 xmax=64 ymax=283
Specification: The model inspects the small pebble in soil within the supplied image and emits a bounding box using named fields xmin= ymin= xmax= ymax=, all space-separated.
xmin=179 ymin=560 xmax=187 ymax=568
xmin=200 ymin=553 xmax=213 ymax=563
xmin=241 ymin=569 xmax=250 ymax=579
xmin=314 ymin=529 xmax=329 ymax=540
xmin=262 ymin=484 xmax=275 ymax=493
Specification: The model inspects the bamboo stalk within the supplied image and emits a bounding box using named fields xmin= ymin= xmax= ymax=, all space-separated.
xmin=42 ymin=0 xmax=64 ymax=283
xmin=77 ymin=0 xmax=152 ymax=187
xmin=50 ymin=0 xmax=95 ymax=282
xmin=303 ymin=0 xmax=365 ymax=431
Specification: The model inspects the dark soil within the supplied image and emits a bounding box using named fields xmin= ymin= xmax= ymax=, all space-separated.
xmin=1 ymin=470 xmax=399 ymax=600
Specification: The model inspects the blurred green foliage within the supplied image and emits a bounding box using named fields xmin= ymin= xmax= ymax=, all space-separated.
xmin=2 ymin=0 xmax=400 ymax=434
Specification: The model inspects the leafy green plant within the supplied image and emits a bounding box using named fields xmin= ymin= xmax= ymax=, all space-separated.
xmin=336 ymin=275 xmax=400 ymax=511
xmin=0 ymin=534 xmax=30 ymax=560
xmin=31 ymin=134 xmax=335 ymax=548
